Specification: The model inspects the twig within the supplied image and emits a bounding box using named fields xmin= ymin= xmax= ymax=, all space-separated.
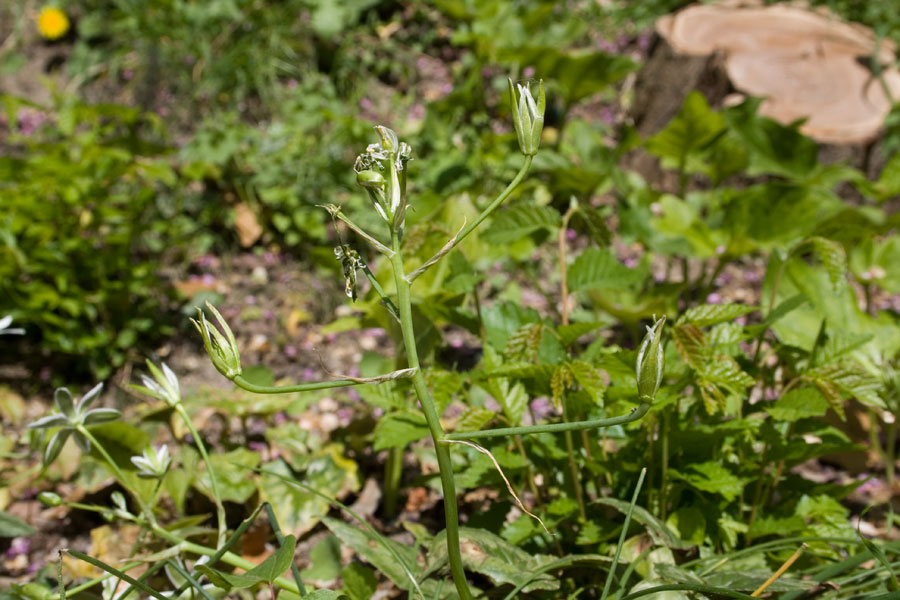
xmin=751 ymin=544 xmax=806 ymax=597
xmin=443 ymin=439 xmax=552 ymax=537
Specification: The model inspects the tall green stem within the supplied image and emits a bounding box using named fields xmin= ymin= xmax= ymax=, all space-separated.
xmin=561 ymin=400 xmax=587 ymax=520
xmin=383 ymin=446 xmax=403 ymax=517
xmin=76 ymin=426 xmax=154 ymax=526
xmin=389 ymin=231 xmax=473 ymax=600
xmin=174 ymin=403 xmax=228 ymax=548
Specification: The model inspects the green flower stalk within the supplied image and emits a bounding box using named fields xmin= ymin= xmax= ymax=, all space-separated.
xmin=636 ymin=316 xmax=666 ymax=402
xmin=509 ymin=78 xmax=545 ymax=156
xmin=191 ymin=302 xmax=242 ymax=380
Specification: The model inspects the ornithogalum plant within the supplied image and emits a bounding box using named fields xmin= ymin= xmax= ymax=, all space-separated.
xmin=189 ymin=78 xmax=664 ymax=599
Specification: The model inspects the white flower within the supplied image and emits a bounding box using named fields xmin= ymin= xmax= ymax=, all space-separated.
xmin=131 ymin=445 xmax=171 ymax=479
xmin=0 ymin=315 xmax=24 ymax=335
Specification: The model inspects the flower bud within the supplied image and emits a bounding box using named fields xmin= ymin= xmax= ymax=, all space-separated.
xmin=191 ymin=302 xmax=242 ymax=380
xmin=636 ymin=316 xmax=666 ymax=402
xmin=509 ymin=78 xmax=545 ymax=156
xmin=356 ymin=169 xmax=385 ymax=190
xmin=37 ymin=491 xmax=62 ymax=507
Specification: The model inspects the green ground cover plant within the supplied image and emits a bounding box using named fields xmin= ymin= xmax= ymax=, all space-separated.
xmin=4 ymin=1 xmax=900 ymax=599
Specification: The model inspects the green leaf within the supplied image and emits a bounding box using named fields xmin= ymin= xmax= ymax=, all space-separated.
xmin=573 ymin=205 xmax=611 ymax=247
xmin=499 ymin=46 xmax=639 ymax=104
xmin=697 ymin=357 xmax=754 ymax=391
xmin=765 ymin=387 xmax=829 ymax=422
xmin=454 ymin=406 xmax=495 ymax=433
xmin=322 ymin=517 xmax=421 ymax=590
xmin=504 ymin=323 xmax=543 ymax=362
xmin=666 ymin=506 xmax=706 ymax=546
xmin=261 ymin=454 xmax=359 ymax=537
xmin=808 ymin=362 xmax=883 ymax=416
xmin=570 ymin=360 xmax=605 ymax=406
xmin=808 ymin=236 xmax=847 ymax=292
xmin=679 ymin=303 xmax=756 ymax=327
xmin=426 ymin=369 xmax=462 ymax=415
xmin=0 ymin=510 xmax=35 ymax=537
xmin=557 ymin=322 xmax=604 ymax=347
xmin=724 ymin=99 xmax=819 ymax=180
xmin=302 ymin=535 xmax=342 ymax=582
xmin=423 ymin=528 xmax=559 ymax=593
xmin=305 ymin=591 xmax=350 ymax=600
xmin=197 ymin=535 xmax=296 ymax=589
xmin=200 ymin=447 xmax=260 ymax=504
xmin=670 ymin=462 xmax=743 ymax=501
xmin=594 ymin=498 xmax=692 ymax=549
xmin=372 ymin=410 xmax=430 ymax=451
xmin=646 ymin=91 xmax=724 ymax=168
xmin=567 ymin=247 xmax=644 ymax=292
xmin=481 ymin=204 xmax=560 ymax=245
xmin=341 ymin=563 xmax=378 ymax=600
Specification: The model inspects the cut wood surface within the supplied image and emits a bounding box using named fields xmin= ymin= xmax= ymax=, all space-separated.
xmin=656 ymin=1 xmax=900 ymax=144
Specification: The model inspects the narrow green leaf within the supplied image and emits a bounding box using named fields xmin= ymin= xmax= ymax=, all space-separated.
xmin=0 ymin=510 xmax=35 ymax=537
xmin=66 ymin=550 xmax=169 ymax=600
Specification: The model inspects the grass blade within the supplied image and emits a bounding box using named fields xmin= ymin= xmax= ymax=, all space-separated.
xmin=601 ymin=468 xmax=646 ymax=600
xmin=65 ymin=550 xmax=169 ymax=600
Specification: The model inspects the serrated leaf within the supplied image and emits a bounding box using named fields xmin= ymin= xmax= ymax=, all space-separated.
xmin=671 ymin=462 xmax=743 ymax=501
xmin=481 ymin=204 xmax=560 ymax=245
xmin=557 ymin=321 xmax=604 ymax=347
xmin=426 ymin=369 xmax=462 ymax=415
xmin=672 ymin=323 xmax=706 ymax=368
xmin=814 ymin=331 xmax=874 ymax=367
xmin=569 ymin=361 xmax=606 ymax=406
xmin=574 ymin=205 xmax=611 ymax=247
xmin=646 ymin=91 xmax=725 ymax=167
xmin=567 ymin=247 xmax=644 ymax=292
xmin=809 ymin=236 xmax=847 ymax=292
xmin=496 ymin=380 xmax=529 ymax=426
xmin=423 ymin=528 xmax=559 ymax=593
xmin=698 ymin=356 xmax=754 ymax=390
xmin=808 ymin=362 xmax=883 ymax=415
xmin=678 ymin=303 xmax=756 ymax=327
xmin=372 ymin=411 xmax=430 ymax=451
xmin=504 ymin=323 xmax=543 ymax=362
xmin=551 ymin=364 xmax=575 ymax=407
xmin=484 ymin=363 xmax=556 ymax=385
xmin=765 ymin=387 xmax=829 ymax=422
xmin=454 ymin=406 xmax=495 ymax=433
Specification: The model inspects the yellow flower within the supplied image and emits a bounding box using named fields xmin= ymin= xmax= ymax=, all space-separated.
xmin=37 ymin=6 xmax=69 ymax=40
